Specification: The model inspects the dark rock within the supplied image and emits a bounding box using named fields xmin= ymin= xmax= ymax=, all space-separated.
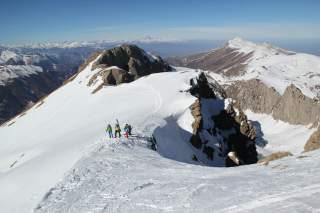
xmin=188 ymin=73 xmax=258 ymax=166
xmin=92 ymin=44 xmax=172 ymax=84
xmin=167 ymin=46 xmax=253 ymax=77
xmin=189 ymin=72 xmax=216 ymax=98
xmin=203 ymin=145 xmax=215 ymax=160
xmin=190 ymin=134 xmax=202 ymax=149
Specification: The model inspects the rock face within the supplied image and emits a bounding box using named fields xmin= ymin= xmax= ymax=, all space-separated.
xmin=188 ymin=73 xmax=258 ymax=166
xmin=225 ymin=80 xmax=320 ymax=126
xmin=0 ymin=72 xmax=62 ymax=124
xmin=225 ymin=79 xmax=280 ymax=114
xmin=273 ymin=85 xmax=320 ymax=125
xmin=213 ymin=103 xmax=258 ymax=166
xmin=167 ymin=46 xmax=252 ymax=76
xmin=91 ymin=44 xmax=172 ymax=84
xmin=87 ymin=68 xmax=134 ymax=93
xmin=304 ymin=127 xmax=320 ymax=152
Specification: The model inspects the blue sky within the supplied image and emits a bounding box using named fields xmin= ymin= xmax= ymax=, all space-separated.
xmin=0 ymin=0 xmax=320 ymax=45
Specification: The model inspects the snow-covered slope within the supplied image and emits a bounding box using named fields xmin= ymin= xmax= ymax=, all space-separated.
xmin=35 ymin=138 xmax=320 ymax=213
xmin=245 ymin=110 xmax=315 ymax=156
xmin=0 ymin=54 xmax=203 ymax=212
xmin=218 ymin=38 xmax=320 ymax=99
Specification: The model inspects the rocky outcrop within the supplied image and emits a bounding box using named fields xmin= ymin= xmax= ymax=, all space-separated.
xmin=189 ymin=72 xmax=217 ymax=99
xmin=213 ymin=103 xmax=258 ymax=166
xmin=273 ymin=85 xmax=320 ymax=125
xmin=304 ymin=127 xmax=320 ymax=152
xmin=188 ymin=73 xmax=258 ymax=166
xmin=85 ymin=44 xmax=172 ymax=92
xmin=92 ymin=44 xmax=172 ymax=82
xmin=225 ymin=79 xmax=280 ymax=114
xmin=225 ymin=80 xmax=320 ymax=126
xmin=88 ymin=68 xmax=134 ymax=93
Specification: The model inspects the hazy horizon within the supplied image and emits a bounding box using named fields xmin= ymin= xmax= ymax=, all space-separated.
xmin=1 ymin=0 xmax=320 ymax=46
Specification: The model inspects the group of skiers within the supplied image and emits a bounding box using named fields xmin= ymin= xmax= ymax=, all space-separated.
xmin=105 ymin=121 xmax=132 ymax=139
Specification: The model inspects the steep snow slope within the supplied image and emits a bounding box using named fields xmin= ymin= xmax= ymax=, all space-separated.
xmin=35 ymin=137 xmax=320 ymax=213
xmin=216 ymin=38 xmax=320 ymax=99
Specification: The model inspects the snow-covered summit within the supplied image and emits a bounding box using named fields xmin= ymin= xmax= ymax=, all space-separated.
xmin=227 ymin=37 xmax=294 ymax=58
xmin=219 ymin=38 xmax=320 ymax=98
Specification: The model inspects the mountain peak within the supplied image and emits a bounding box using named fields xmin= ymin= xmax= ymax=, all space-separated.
xmin=226 ymin=37 xmax=294 ymax=57
xmin=227 ymin=37 xmax=253 ymax=49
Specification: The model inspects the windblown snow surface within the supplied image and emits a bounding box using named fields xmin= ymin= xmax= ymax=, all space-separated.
xmin=35 ymin=138 xmax=320 ymax=213
xmin=0 ymin=54 xmax=319 ymax=212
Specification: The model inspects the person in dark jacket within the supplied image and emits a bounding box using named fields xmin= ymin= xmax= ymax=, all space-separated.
xmin=115 ymin=123 xmax=121 ymax=138
xmin=124 ymin=123 xmax=130 ymax=138
xmin=128 ymin=124 xmax=132 ymax=136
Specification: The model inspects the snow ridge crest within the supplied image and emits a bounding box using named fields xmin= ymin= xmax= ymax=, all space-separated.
xmin=227 ymin=37 xmax=294 ymax=57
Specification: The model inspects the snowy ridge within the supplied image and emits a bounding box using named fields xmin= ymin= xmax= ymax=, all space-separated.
xmin=211 ymin=38 xmax=320 ymax=99
xmin=0 ymin=49 xmax=62 ymax=86
xmin=0 ymin=50 xmax=45 ymax=65
xmin=0 ymin=65 xmax=43 ymax=85
xmin=0 ymin=55 xmax=202 ymax=212
xmin=0 ymin=50 xmax=22 ymax=63
xmin=227 ymin=37 xmax=294 ymax=57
